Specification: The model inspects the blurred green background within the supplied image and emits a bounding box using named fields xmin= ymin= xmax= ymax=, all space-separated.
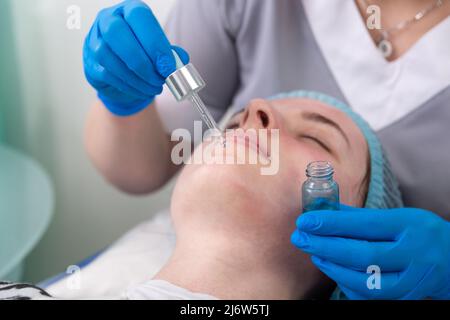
xmin=0 ymin=0 xmax=22 ymax=143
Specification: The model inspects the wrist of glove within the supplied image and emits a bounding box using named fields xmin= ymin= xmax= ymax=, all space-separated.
xmin=98 ymin=93 xmax=154 ymax=117
xmin=430 ymin=221 xmax=450 ymax=300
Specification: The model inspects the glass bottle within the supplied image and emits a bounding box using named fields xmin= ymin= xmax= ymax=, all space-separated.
xmin=302 ymin=161 xmax=340 ymax=213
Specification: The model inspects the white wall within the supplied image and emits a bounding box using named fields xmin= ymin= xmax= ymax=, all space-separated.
xmin=7 ymin=0 xmax=176 ymax=282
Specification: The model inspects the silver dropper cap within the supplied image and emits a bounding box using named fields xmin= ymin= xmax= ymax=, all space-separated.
xmin=166 ymin=63 xmax=206 ymax=102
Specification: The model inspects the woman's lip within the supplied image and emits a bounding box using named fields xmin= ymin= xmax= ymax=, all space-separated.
xmin=224 ymin=132 xmax=270 ymax=159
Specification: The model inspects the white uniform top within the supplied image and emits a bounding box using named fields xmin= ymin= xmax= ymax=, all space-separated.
xmin=124 ymin=279 xmax=218 ymax=300
xmin=156 ymin=0 xmax=450 ymax=219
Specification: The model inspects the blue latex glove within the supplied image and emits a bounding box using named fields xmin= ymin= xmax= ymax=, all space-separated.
xmin=291 ymin=204 xmax=450 ymax=300
xmin=83 ymin=0 xmax=189 ymax=116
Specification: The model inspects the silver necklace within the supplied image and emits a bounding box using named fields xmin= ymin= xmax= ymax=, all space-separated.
xmin=360 ymin=0 xmax=446 ymax=58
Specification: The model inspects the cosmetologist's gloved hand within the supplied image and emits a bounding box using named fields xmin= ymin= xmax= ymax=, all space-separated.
xmin=83 ymin=0 xmax=189 ymax=116
xmin=291 ymin=204 xmax=450 ymax=300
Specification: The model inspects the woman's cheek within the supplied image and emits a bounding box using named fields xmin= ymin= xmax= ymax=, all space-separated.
xmin=283 ymin=140 xmax=332 ymax=171
xmin=333 ymin=170 xmax=358 ymax=207
xmin=277 ymin=155 xmax=306 ymax=210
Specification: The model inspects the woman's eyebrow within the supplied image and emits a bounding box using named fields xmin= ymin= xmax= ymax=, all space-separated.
xmin=301 ymin=112 xmax=350 ymax=146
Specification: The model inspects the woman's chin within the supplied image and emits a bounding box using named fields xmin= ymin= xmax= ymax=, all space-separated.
xmin=172 ymin=162 xmax=263 ymax=213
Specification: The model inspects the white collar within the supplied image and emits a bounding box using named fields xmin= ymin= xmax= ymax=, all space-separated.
xmin=303 ymin=0 xmax=450 ymax=130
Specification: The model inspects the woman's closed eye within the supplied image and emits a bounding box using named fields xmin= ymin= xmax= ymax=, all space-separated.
xmin=299 ymin=134 xmax=332 ymax=153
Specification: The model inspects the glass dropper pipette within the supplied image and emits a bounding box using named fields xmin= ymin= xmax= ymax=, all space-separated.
xmin=165 ymin=50 xmax=222 ymax=135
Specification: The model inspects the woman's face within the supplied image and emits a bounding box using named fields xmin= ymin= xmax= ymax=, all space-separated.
xmin=171 ymin=97 xmax=369 ymax=249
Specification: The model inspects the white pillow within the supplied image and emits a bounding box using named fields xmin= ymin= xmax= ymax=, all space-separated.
xmin=46 ymin=209 xmax=176 ymax=299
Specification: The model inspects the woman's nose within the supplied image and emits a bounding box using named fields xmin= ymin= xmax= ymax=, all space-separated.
xmin=240 ymin=99 xmax=278 ymax=130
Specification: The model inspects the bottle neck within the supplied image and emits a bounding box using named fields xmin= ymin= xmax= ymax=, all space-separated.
xmin=307 ymin=175 xmax=333 ymax=181
xmin=306 ymin=161 xmax=334 ymax=181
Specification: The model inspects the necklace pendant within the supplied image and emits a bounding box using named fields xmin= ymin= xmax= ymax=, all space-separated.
xmin=378 ymin=39 xmax=393 ymax=58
